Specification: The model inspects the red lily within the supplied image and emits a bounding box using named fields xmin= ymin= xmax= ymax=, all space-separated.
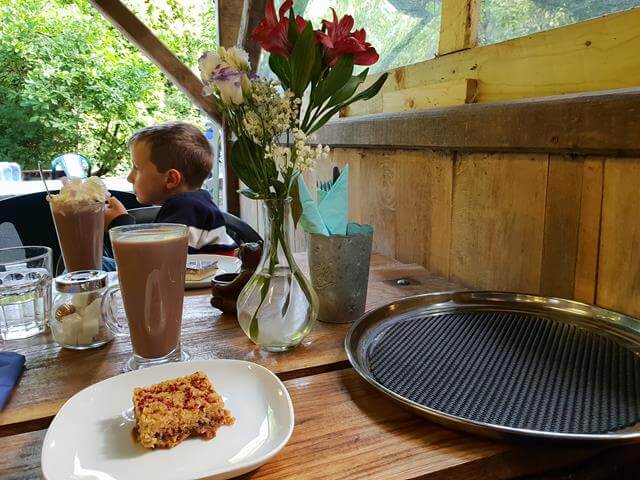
xmin=316 ymin=9 xmax=379 ymax=67
xmin=251 ymin=0 xmax=307 ymax=58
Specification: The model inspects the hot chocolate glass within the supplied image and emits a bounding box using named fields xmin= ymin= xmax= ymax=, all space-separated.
xmin=103 ymin=223 xmax=190 ymax=371
xmin=48 ymin=177 xmax=108 ymax=272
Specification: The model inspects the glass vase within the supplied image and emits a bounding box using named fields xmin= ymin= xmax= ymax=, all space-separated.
xmin=237 ymin=198 xmax=318 ymax=351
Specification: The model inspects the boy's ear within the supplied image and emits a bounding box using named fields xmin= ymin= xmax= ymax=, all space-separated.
xmin=165 ymin=168 xmax=183 ymax=190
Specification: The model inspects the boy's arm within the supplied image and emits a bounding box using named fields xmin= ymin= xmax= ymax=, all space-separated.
xmin=104 ymin=196 xmax=135 ymax=231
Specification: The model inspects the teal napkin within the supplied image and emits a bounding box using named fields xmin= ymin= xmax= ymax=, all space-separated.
xmin=298 ymin=165 xmax=349 ymax=236
xmin=298 ymin=176 xmax=330 ymax=236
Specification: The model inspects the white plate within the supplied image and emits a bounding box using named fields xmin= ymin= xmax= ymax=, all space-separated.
xmin=185 ymin=254 xmax=241 ymax=290
xmin=42 ymin=360 xmax=294 ymax=480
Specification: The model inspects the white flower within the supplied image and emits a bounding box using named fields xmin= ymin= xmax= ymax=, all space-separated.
xmin=265 ymin=130 xmax=330 ymax=176
xmin=199 ymin=50 xmax=248 ymax=105
xmin=241 ymin=79 xmax=298 ymax=143
xmin=219 ymin=46 xmax=250 ymax=72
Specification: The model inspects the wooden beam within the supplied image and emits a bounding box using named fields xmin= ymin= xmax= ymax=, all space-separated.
xmin=438 ymin=0 xmax=480 ymax=55
xmin=347 ymin=7 xmax=640 ymax=116
xmin=89 ymin=0 xmax=222 ymax=126
xmin=244 ymin=0 xmax=268 ymax=71
xmin=218 ymin=0 xmax=267 ymax=216
xmin=218 ymin=0 xmax=244 ymax=48
xmin=382 ymin=79 xmax=477 ymax=112
xmin=218 ymin=0 xmax=266 ymax=68
xmin=316 ymin=88 xmax=640 ymax=157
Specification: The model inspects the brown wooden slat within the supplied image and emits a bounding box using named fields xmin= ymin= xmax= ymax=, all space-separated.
xmin=0 ymin=257 xmax=463 ymax=432
xmin=0 ymin=429 xmax=44 ymax=480
xmin=596 ymin=158 xmax=640 ymax=317
xmin=573 ymin=158 xmax=604 ymax=304
xmin=89 ymin=0 xmax=221 ymax=125
xmin=540 ymin=156 xmax=606 ymax=301
xmin=381 ymin=79 xmax=478 ymax=112
xmin=539 ymin=155 xmax=584 ymax=298
xmin=5 ymin=369 xmax=639 ymax=480
xmin=316 ymin=89 xmax=640 ymax=156
xmin=360 ymin=151 xmax=397 ymax=258
xmin=395 ymin=150 xmax=454 ymax=278
xmin=450 ymin=153 xmax=548 ymax=292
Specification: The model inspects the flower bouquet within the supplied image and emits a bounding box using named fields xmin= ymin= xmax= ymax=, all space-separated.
xmin=199 ymin=0 xmax=387 ymax=350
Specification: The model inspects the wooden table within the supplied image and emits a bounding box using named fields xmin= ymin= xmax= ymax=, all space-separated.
xmin=0 ymin=255 xmax=637 ymax=479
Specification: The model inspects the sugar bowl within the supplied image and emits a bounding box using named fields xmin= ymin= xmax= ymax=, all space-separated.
xmin=51 ymin=270 xmax=113 ymax=349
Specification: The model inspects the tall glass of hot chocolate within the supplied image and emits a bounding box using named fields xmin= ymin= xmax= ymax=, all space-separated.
xmin=48 ymin=177 xmax=108 ymax=272
xmin=103 ymin=223 xmax=190 ymax=371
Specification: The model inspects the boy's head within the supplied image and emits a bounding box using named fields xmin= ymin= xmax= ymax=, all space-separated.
xmin=127 ymin=122 xmax=213 ymax=205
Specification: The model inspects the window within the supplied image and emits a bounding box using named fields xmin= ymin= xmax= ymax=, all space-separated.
xmin=260 ymin=0 xmax=441 ymax=75
xmin=480 ymin=0 xmax=640 ymax=45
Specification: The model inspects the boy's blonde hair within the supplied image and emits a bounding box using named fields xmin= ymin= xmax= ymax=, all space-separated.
xmin=129 ymin=122 xmax=213 ymax=188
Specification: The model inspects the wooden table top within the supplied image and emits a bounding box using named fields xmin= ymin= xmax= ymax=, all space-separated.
xmin=0 ymin=254 xmax=636 ymax=479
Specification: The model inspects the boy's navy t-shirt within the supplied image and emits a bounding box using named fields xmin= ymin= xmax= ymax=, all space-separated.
xmin=110 ymin=190 xmax=237 ymax=254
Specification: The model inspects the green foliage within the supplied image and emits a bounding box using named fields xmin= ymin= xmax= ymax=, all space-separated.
xmin=480 ymin=0 xmax=640 ymax=44
xmin=0 ymin=0 xmax=216 ymax=175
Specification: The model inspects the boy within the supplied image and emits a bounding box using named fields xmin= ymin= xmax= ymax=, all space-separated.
xmin=105 ymin=122 xmax=236 ymax=255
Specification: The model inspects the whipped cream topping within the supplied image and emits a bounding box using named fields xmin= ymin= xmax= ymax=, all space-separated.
xmin=48 ymin=176 xmax=110 ymax=208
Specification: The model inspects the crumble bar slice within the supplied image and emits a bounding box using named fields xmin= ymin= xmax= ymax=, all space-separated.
xmin=133 ymin=371 xmax=234 ymax=449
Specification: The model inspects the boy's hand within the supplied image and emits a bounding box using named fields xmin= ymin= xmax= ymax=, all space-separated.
xmin=104 ymin=196 xmax=127 ymax=231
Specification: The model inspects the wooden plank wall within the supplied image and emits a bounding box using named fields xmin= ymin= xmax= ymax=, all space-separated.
xmin=240 ymin=149 xmax=640 ymax=318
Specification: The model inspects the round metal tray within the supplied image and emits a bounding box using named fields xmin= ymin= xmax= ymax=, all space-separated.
xmin=345 ymin=291 xmax=640 ymax=444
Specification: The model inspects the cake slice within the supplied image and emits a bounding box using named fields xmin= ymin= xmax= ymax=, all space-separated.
xmin=186 ymin=260 xmax=219 ymax=281
xmin=132 ymin=371 xmax=234 ymax=449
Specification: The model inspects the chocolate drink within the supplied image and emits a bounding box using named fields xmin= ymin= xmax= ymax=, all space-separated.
xmin=51 ymin=202 xmax=105 ymax=272
xmin=112 ymin=227 xmax=188 ymax=359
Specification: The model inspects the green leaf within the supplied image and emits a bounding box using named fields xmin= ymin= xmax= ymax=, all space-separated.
xmin=309 ymin=72 xmax=389 ymax=134
xmin=230 ymin=137 xmax=263 ymax=193
xmin=239 ymin=187 xmax=261 ymax=200
xmin=268 ymin=54 xmax=291 ymax=89
xmin=309 ymin=44 xmax=324 ymax=86
xmin=287 ymin=6 xmax=299 ymax=46
xmin=327 ymin=68 xmax=368 ymax=107
xmin=290 ymin=175 xmax=303 ymax=227
xmin=311 ymin=55 xmax=354 ymax=107
xmin=271 ymin=179 xmax=287 ymax=197
xmin=290 ymin=21 xmax=315 ymax=97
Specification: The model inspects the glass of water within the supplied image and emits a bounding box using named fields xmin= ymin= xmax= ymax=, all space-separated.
xmin=0 ymin=246 xmax=52 ymax=340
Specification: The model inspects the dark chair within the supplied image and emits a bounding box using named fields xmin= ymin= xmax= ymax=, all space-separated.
xmin=126 ymin=207 xmax=262 ymax=245
xmin=222 ymin=212 xmax=262 ymax=245
xmin=0 ymin=190 xmax=143 ymax=269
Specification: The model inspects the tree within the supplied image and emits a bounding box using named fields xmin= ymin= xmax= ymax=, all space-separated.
xmin=0 ymin=0 xmax=216 ymax=175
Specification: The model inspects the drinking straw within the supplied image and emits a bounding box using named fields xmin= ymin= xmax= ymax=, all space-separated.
xmin=37 ymin=162 xmax=52 ymax=198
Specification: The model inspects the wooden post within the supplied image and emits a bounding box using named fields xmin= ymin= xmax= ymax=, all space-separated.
xmin=218 ymin=0 xmax=267 ymax=217
xmin=438 ymin=0 xmax=480 ymax=56
xmin=89 ymin=0 xmax=222 ymax=126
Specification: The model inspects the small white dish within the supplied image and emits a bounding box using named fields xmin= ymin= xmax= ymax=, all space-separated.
xmin=42 ymin=360 xmax=294 ymax=480
xmin=185 ymin=254 xmax=241 ymax=290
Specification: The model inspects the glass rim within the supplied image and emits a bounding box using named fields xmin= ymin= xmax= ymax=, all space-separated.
xmin=0 ymin=246 xmax=52 ymax=266
xmin=109 ymin=222 xmax=188 ymax=233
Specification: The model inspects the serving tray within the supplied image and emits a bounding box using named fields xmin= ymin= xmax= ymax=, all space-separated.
xmin=345 ymin=291 xmax=640 ymax=443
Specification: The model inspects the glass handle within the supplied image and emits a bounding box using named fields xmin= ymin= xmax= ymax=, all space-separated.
xmin=101 ymin=285 xmax=128 ymax=337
